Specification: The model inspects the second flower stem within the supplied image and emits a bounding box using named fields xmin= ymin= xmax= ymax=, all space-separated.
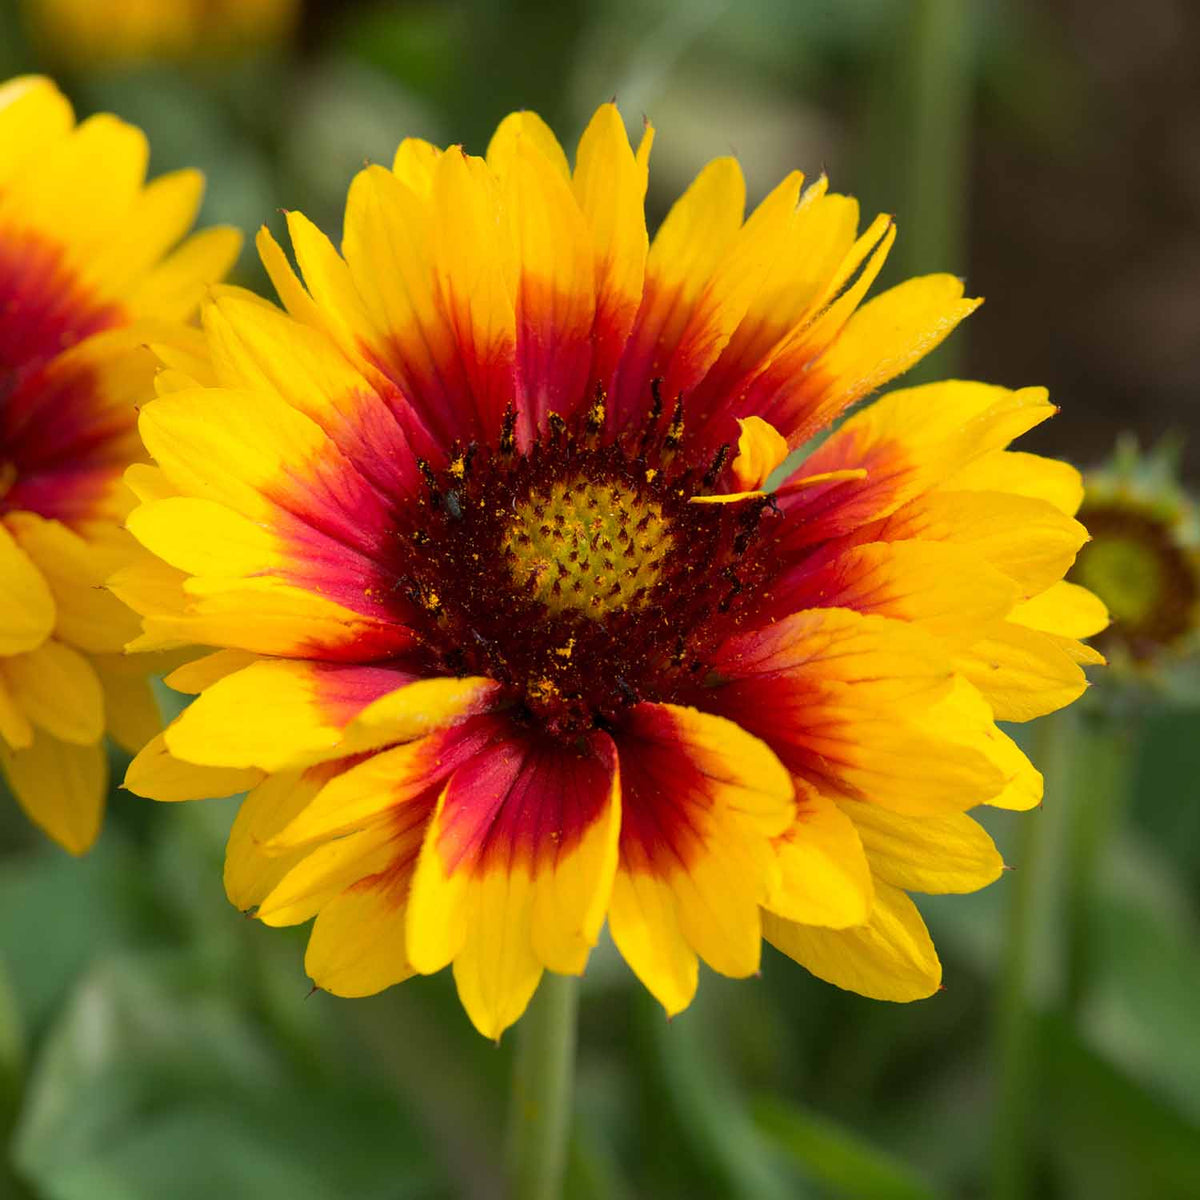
xmin=505 ymin=972 xmax=579 ymax=1200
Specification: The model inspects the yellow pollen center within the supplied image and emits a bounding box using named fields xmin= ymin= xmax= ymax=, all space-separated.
xmin=502 ymin=479 xmax=673 ymax=617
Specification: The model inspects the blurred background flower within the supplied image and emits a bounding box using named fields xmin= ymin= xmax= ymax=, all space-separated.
xmin=1071 ymin=437 xmax=1200 ymax=689
xmin=1 ymin=2 xmax=1198 ymax=1198
xmin=25 ymin=0 xmax=299 ymax=68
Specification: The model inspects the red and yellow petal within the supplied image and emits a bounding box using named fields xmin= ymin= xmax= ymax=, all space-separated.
xmin=607 ymin=703 xmax=794 ymax=1015
xmin=163 ymin=660 xmax=498 ymax=772
xmin=268 ymin=719 xmax=497 ymax=850
xmin=493 ymin=128 xmax=595 ymax=434
xmin=610 ymin=156 xmax=745 ymax=427
xmin=710 ymin=609 xmax=1009 ymax=815
xmin=406 ymin=726 xmax=620 ymax=1037
xmin=202 ymin=288 xmax=421 ymax=500
xmin=572 ymin=103 xmax=648 ymax=395
xmin=776 ymin=382 xmax=1057 ymax=551
xmin=427 ymin=149 xmax=518 ymax=443
xmin=773 ymin=540 xmax=1020 ymax=650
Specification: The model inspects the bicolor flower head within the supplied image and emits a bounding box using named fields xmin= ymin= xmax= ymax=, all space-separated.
xmin=0 ymin=76 xmax=240 ymax=852
xmin=121 ymin=104 xmax=1103 ymax=1038
xmin=1070 ymin=436 xmax=1199 ymax=688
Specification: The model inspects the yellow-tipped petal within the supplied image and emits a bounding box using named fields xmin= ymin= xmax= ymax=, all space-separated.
xmin=841 ymin=801 xmax=1003 ymax=894
xmin=0 ymin=524 xmax=55 ymax=655
xmin=732 ymin=416 xmax=789 ymax=491
xmin=766 ymin=785 xmax=874 ymax=929
xmin=1 ymin=731 xmax=106 ymax=855
xmin=0 ymin=640 xmax=104 ymax=745
xmin=1010 ymin=581 xmax=1109 ymax=640
xmin=125 ymin=731 xmax=262 ymax=802
xmin=764 ymin=882 xmax=941 ymax=1001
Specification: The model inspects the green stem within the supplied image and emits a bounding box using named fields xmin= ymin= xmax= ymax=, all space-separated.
xmin=1062 ymin=713 xmax=1138 ymax=1018
xmin=642 ymin=992 xmax=795 ymax=1200
xmin=864 ymin=0 xmax=974 ymax=380
xmin=506 ymin=973 xmax=580 ymax=1200
xmin=899 ymin=0 xmax=972 ymax=274
xmin=990 ymin=711 xmax=1070 ymax=1200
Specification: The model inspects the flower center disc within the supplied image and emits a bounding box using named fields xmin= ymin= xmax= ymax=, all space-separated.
xmin=388 ymin=407 xmax=782 ymax=740
xmin=502 ymin=479 xmax=673 ymax=618
xmin=1072 ymin=502 xmax=1199 ymax=655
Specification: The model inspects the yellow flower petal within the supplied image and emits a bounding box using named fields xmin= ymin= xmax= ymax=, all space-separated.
xmin=766 ymin=784 xmax=874 ymax=929
xmin=392 ymin=137 xmax=441 ymax=194
xmin=841 ymin=801 xmax=1004 ymax=894
xmin=956 ymin=621 xmax=1089 ymax=722
xmin=0 ymin=523 xmax=55 ymax=655
xmin=876 ymin=490 xmax=1088 ymax=600
xmin=1009 ymin=580 xmax=1109 ymax=640
xmin=486 ymin=109 xmax=570 ymax=180
xmin=125 ymin=731 xmax=262 ymax=802
xmin=163 ymin=648 xmax=259 ymax=694
xmin=1 ymin=730 xmax=106 ymax=855
xmin=224 ymin=767 xmax=331 ymax=911
xmin=731 ymin=415 xmax=789 ymax=491
xmin=0 ymin=113 xmax=147 ymax=269
xmin=6 ymin=513 xmax=139 ymax=654
xmin=0 ymin=639 xmax=104 ymax=745
xmin=305 ymin=880 xmax=419 ymax=998
xmin=129 ymin=225 xmax=243 ymax=321
xmin=572 ymin=102 xmax=648 ymax=387
xmin=259 ymin=823 xmax=397 ymax=927
xmin=946 ymin=450 xmax=1084 ymax=516
xmin=127 ymin=497 xmax=280 ymax=578
xmin=0 ymin=76 xmax=75 ymax=188
xmin=0 ymin=677 xmax=34 ymax=750
xmin=809 ymin=274 xmax=981 ymax=432
xmin=92 ymin=653 xmax=162 ymax=754
xmin=764 ymin=881 xmax=941 ymax=1001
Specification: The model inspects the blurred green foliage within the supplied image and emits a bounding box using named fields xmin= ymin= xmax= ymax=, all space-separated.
xmin=2 ymin=0 xmax=1199 ymax=1196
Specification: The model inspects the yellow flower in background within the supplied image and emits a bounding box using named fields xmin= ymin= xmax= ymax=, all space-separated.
xmin=25 ymin=0 xmax=299 ymax=67
xmin=1071 ymin=438 xmax=1200 ymax=674
xmin=121 ymin=103 xmax=1103 ymax=1038
xmin=0 ymin=76 xmax=240 ymax=852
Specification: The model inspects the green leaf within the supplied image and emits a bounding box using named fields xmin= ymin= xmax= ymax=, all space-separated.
xmin=0 ymin=952 xmax=27 ymax=1165
xmin=642 ymin=988 xmax=797 ymax=1200
xmin=754 ymin=1096 xmax=942 ymax=1200
xmin=1081 ymin=878 xmax=1200 ymax=1125
xmin=0 ymin=839 xmax=150 ymax=1030
xmin=12 ymin=953 xmax=439 ymax=1199
xmin=1036 ymin=1013 xmax=1200 ymax=1199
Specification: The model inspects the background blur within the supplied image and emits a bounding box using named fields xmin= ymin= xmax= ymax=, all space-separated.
xmin=2 ymin=1 xmax=1199 ymax=1197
